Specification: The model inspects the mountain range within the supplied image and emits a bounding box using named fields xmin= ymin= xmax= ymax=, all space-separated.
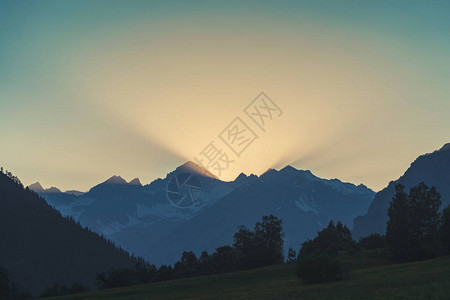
xmin=32 ymin=162 xmax=375 ymax=266
xmin=6 ymin=142 xmax=450 ymax=295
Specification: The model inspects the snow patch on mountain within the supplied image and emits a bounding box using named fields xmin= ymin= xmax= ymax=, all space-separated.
xmin=295 ymin=195 xmax=318 ymax=214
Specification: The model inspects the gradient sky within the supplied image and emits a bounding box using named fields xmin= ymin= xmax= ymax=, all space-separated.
xmin=1 ymin=0 xmax=449 ymax=192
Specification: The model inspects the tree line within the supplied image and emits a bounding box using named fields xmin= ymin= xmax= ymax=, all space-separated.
xmin=96 ymin=215 xmax=284 ymax=288
xmin=295 ymin=182 xmax=450 ymax=283
xmin=0 ymin=167 xmax=22 ymax=186
xmin=386 ymin=182 xmax=450 ymax=261
xmin=96 ymin=181 xmax=450 ymax=288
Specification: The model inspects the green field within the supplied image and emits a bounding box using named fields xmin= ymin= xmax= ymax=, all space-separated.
xmin=48 ymin=253 xmax=450 ymax=300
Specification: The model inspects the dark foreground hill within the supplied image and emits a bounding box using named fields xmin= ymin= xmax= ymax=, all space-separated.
xmin=0 ymin=172 xmax=137 ymax=295
xmin=46 ymin=252 xmax=450 ymax=300
xmin=353 ymin=143 xmax=450 ymax=238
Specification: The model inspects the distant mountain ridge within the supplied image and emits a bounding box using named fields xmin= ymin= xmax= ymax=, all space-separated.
xmin=147 ymin=164 xmax=374 ymax=265
xmin=353 ymin=143 xmax=450 ymax=238
xmin=35 ymin=162 xmax=375 ymax=266
xmin=129 ymin=178 xmax=142 ymax=186
xmin=29 ymin=181 xmax=84 ymax=196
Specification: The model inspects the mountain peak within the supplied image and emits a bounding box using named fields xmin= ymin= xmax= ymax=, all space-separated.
xmin=128 ymin=178 xmax=142 ymax=186
xmin=104 ymin=175 xmax=127 ymax=185
xmin=29 ymin=182 xmax=44 ymax=193
xmin=45 ymin=187 xmax=62 ymax=194
xmin=280 ymin=165 xmax=297 ymax=173
xmin=235 ymin=172 xmax=248 ymax=180
xmin=233 ymin=172 xmax=250 ymax=183
xmin=28 ymin=182 xmax=62 ymax=194
xmin=175 ymin=161 xmax=218 ymax=179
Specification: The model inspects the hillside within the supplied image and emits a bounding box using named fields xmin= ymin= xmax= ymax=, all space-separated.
xmin=0 ymin=172 xmax=138 ymax=295
xmin=48 ymin=253 xmax=450 ymax=299
xmin=353 ymin=143 xmax=450 ymax=238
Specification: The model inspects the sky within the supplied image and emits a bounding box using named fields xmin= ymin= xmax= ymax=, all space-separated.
xmin=1 ymin=0 xmax=449 ymax=192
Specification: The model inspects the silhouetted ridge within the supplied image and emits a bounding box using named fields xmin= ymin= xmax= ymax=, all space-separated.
xmin=104 ymin=175 xmax=127 ymax=185
xmin=28 ymin=182 xmax=44 ymax=193
xmin=45 ymin=186 xmax=62 ymax=194
xmin=440 ymin=143 xmax=450 ymax=152
xmin=234 ymin=172 xmax=248 ymax=182
xmin=353 ymin=143 xmax=450 ymax=238
xmin=128 ymin=178 xmax=142 ymax=186
xmin=175 ymin=161 xmax=218 ymax=179
xmin=0 ymin=171 xmax=137 ymax=295
xmin=279 ymin=165 xmax=297 ymax=173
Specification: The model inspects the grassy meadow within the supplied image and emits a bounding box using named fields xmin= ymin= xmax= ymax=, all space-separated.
xmin=46 ymin=251 xmax=450 ymax=299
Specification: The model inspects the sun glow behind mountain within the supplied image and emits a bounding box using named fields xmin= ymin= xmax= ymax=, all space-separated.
xmin=1 ymin=1 xmax=450 ymax=191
